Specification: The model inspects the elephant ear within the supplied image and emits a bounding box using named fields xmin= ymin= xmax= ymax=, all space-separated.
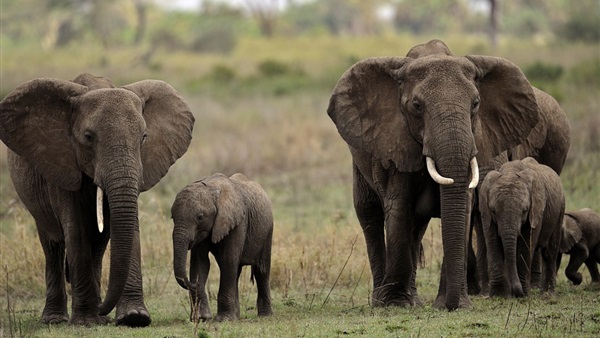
xmin=0 ymin=78 xmax=88 ymax=191
xmin=560 ymin=213 xmax=582 ymax=253
xmin=327 ymin=57 xmax=423 ymax=171
xmin=465 ymin=55 xmax=541 ymax=165
xmin=526 ymin=169 xmax=546 ymax=230
xmin=211 ymin=181 xmax=246 ymax=243
xmin=123 ymin=80 xmax=195 ymax=191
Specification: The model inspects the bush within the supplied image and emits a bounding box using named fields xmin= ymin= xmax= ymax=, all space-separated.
xmin=191 ymin=26 xmax=237 ymax=54
xmin=567 ymin=58 xmax=600 ymax=87
xmin=524 ymin=61 xmax=563 ymax=83
xmin=206 ymin=64 xmax=237 ymax=83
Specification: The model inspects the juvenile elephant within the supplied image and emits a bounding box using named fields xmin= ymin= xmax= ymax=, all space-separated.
xmin=0 ymin=73 xmax=194 ymax=326
xmin=171 ymin=173 xmax=273 ymax=322
xmin=479 ymin=158 xmax=564 ymax=298
xmin=560 ymin=208 xmax=600 ymax=285
xmin=327 ymin=39 xmax=567 ymax=309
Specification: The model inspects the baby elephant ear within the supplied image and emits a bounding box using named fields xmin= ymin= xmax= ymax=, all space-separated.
xmin=0 ymin=78 xmax=88 ymax=191
xmin=560 ymin=214 xmax=582 ymax=253
xmin=327 ymin=57 xmax=423 ymax=171
xmin=211 ymin=183 xmax=246 ymax=243
xmin=123 ymin=80 xmax=195 ymax=191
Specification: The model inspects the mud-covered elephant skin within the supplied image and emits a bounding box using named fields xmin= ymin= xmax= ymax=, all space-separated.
xmin=559 ymin=208 xmax=600 ymax=285
xmin=0 ymin=73 xmax=194 ymax=326
xmin=327 ymin=39 xmax=565 ymax=310
xmin=171 ymin=173 xmax=273 ymax=322
xmin=479 ymin=158 xmax=564 ymax=298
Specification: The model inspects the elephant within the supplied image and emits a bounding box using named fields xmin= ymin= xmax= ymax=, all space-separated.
xmin=0 ymin=73 xmax=194 ymax=326
xmin=479 ymin=157 xmax=564 ymax=298
xmin=327 ymin=39 xmax=569 ymax=310
xmin=559 ymin=208 xmax=600 ymax=285
xmin=171 ymin=173 xmax=273 ymax=322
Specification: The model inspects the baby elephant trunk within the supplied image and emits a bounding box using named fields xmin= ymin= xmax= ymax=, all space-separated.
xmin=173 ymin=231 xmax=193 ymax=291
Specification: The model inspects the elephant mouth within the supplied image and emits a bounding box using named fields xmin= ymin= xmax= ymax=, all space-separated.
xmin=97 ymin=186 xmax=105 ymax=233
xmin=426 ymin=156 xmax=479 ymax=189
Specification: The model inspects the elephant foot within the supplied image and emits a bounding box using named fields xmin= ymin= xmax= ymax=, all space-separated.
xmin=115 ymin=303 xmax=151 ymax=327
xmin=567 ymin=272 xmax=583 ymax=285
xmin=70 ymin=314 xmax=111 ymax=326
xmin=214 ymin=312 xmax=239 ymax=322
xmin=41 ymin=313 xmax=69 ymax=325
xmin=372 ymin=289 xmax=416 ymax=307
xmin=433 ymin=292 xmax=472 ymax=310
xmin=190 ymin=304 xmax=212 ymax=323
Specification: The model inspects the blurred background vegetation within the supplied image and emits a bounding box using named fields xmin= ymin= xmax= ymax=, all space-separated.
xmin=0 ymin=0 xmax=599 ymax=336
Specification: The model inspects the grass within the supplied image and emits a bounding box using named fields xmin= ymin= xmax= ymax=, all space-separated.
xmin=1 ymin=35 xmax=599 ymax=337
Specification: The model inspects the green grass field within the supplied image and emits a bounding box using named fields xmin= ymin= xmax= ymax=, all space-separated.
xmin=1 ymin=35 xmax=599 ymax=337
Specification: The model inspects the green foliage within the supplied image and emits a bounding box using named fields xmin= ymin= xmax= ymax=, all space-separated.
xmin=525 ymin=61 xmax=564 ymax=82
xmin=567 ymin=58 xmax=600 ymax=88
xmin=556 ymin=0 xmax=600 ymax=43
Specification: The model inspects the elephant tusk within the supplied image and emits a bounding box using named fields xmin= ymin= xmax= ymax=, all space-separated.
xmin=426 ymin=157 xmax=454 ymax=185
xmin=468 ymin=157 xmax=479 ymax=189
xmin=97 ymin=187 xmax=104 ymax=233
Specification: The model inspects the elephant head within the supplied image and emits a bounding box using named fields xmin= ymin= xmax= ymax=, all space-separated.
xmin=171 ymin=174 xmax=246 ymax=291
xmin=0 ymin=73 xmax=194 ymax=315
xmin=327 ymin=40 xmax=540 ymax=309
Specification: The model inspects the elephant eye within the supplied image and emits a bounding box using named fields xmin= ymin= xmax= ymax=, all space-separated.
xmin=471 ymin=97 xmax=480 ymax=113
xmin=84 ymin=130 xmax=95 ymax=144
xmin=141 ymin=132 xmax=148 ymax=145
xmin=412 ymin=100 xmax=423 ymax=114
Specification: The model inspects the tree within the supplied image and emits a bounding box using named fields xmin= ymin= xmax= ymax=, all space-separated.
xmin=244 ymin=0 xmax=285 ymax=38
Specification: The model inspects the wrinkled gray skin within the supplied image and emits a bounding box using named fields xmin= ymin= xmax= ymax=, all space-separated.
xmin=405 ymin=40 xmax=570 ymax=298
xmin=0 ymin=73 xmax=194 ymax=326
xmin=327 ymin=39 xmax=563 ymax=310
xmin=559 ymin=208 xmax=600 ymax=285
xmin=171 ymin=173 xmax=273 ymax=322
xmin=479 ymin=158 xmax=564 ymax=298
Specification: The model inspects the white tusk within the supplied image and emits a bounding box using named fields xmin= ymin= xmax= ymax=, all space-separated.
xmin=426 ymin=157 xmax=454 ymax=185
xmin=468 ymin=157 xmax=479 ymax=189
xmin=97 ymin=187 xmax=104 ymax=233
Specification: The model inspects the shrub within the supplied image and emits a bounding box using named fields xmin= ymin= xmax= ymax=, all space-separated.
xmin=567 ymin=58 xmax=600 ymax=87
xmin=524 ymin=61 xmax=563 ymax=83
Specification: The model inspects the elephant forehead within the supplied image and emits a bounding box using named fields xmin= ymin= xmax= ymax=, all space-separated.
xmin=407 ymin=55 xmax=476 ymax=81
xmin=78 ymin=89 xmax=143 ymax=115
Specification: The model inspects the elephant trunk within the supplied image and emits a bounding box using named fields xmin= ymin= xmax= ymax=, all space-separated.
xmin=173 ymin=230 xmax=193 ymax=291
xmin=97 ymin=173 xmax=140 ymax=316
xmin=429 ymin=111 xmax=476 ymax=310
xmin=499 ymin=223 xmax=524 ymax=297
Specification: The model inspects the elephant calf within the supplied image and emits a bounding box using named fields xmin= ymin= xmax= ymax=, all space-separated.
xmin=559 ymin=208 xmax=600 ymax=285
xmin=171 ymin=173 xmax=273 ymax=322
xmin=479 ymin=157 xmax=564 ymax=298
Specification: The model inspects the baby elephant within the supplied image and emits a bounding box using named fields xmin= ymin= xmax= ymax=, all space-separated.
xmin=559 ymin=208 xmax=600 ymax=285
xmin=171 ymin=173 xmax=273 ymax=322
xmin=479 ymin=157 xmax=564 ymax=298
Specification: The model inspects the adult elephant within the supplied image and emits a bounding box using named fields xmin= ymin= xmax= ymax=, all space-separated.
xmin=0 ymin=73 xmax=194 ymax=326
xmin=327 ymin=39 xmax=553 ymax=310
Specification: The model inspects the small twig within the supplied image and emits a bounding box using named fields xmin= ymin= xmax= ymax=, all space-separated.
xmin=322 ymin=234 xmax=358 ymax=308
xmin=349 ymin=259 xmax=367 ymax=307
xmin=505 ymin=300 xmax=514 ymax=330
xmin=520 ymin=295 xmax=533 ymax=331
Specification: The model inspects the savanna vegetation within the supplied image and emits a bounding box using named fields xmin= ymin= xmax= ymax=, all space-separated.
xmin=1 ymin=0 xmax=599 ymax=337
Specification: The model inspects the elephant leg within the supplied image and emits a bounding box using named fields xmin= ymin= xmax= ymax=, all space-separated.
xmin=515 ymin=234 xmax=530 ymax=297
xmin=410 ymin=216 xmax=430 ymax=306
xmin=214 ymin=264 xmax=240 ymax=321
xmin=466 ymin=220 xmax=480 ymax=296
xmin=530 ymin=250 xmax=543 ymax=290
xmin=586 ymin=245 xmax=600 ymax=283
xmin=253 ymin=237 xmax=273 ymax=317
xmin=484 ymin=220 xmax=510 ymax=298
xmin=115 ymin=227 xmax=151 ymax=327
xmin=37 ymin=233 xmax=69 ymax=324
xmin=473 ymin=207 xmax=489 ymax=296
xmin=353 ymin=165 xmax=385 ymax=305
xmin=189 ymin=245 xmax=212 ymax=322
xmin=565 ymin=243 xmax=587 ymax=285
xmin=540 ymin=247 xmax=558 ymax=294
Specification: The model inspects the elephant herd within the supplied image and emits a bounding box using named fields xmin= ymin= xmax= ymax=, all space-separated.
xmin=0 ymin=40 xmax=598 ymax=327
